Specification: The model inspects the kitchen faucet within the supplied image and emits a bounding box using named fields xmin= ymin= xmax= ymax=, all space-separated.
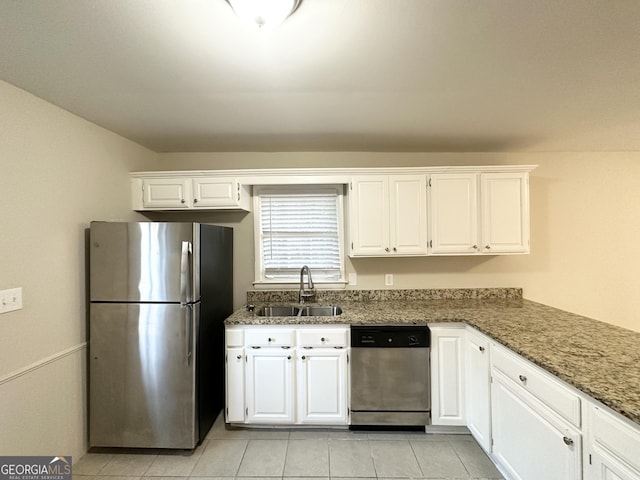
xmin=299 ymin=265 xmax=316 ymax=303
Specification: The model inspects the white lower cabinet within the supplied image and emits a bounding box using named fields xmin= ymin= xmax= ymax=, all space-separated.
xmin=297 ymin=348 xmax=348 ymax=424
xmin=245 ymin=347 xmax=295 ymax=424
xmin=430 ymin=325 xmax=466 ymax=426
xmin=225 ymin=346 xmax=245 ymax=423
xmin=465 ymin=328 xmax=491 ymax=452
xmin=584 ymin=402 xmax=640 ymax=480
xmin=225 ymin=325 xmax=349 ymax=426
xmin=491 ymin=368 xmax=582 ymax=480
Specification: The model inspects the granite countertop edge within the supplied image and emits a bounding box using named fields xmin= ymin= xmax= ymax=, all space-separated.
xmin=225 ymin=297 xmax=640 ymax=426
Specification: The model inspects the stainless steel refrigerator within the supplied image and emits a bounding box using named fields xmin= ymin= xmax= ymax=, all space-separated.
xmin=88 ymin=221 xmax=233 ymax=449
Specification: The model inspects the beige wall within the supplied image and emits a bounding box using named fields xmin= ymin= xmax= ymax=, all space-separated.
xmin=154 ymin=152 xmax=640 ymax=333
xmin=0 ymin=80 xmax=156 ymax=457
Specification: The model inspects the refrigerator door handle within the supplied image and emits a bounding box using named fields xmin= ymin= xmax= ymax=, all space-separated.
xmin=185 ymin=304 xmax=193 ymax=365
xmin=180 ymin=241 xmax=192 ymax=305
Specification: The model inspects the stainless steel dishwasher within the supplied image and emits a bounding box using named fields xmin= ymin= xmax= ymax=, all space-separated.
xmin=350 ymin=325 xmax=431 ymax=428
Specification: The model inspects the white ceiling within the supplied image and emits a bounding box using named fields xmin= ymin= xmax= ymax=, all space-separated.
xmin=2 ymin=0 xmax=640 ymax=153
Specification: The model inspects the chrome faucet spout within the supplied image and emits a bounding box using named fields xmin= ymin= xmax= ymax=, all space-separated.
xmin=299 ymin=265 xmax=316 ymax=303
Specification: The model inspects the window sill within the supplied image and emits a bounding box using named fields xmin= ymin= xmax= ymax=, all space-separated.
xmin=252 ymin=281 xmax=348 ymax=290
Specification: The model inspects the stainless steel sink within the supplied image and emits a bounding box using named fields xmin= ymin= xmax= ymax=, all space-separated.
xmin=254 ymin=305 xmax=342 ymax=317
xmin=299 ymin=305 xmax=343 ymax=317
xmin=256 ymin=306 xmax=300 ymax=317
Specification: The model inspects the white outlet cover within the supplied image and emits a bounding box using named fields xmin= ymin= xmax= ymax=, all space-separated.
xmin=384 ymin=274 xmax=393 ymax=286
xmin=348 ymin=273 xmax=357 ymax=285
xmin=0 ymin=287 xmax=23 ymax=314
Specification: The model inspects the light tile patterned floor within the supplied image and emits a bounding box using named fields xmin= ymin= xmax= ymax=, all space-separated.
xmin=74 ymin=414 xmax=503 ymax=480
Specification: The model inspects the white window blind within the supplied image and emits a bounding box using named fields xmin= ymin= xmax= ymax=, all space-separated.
xmin=255 ymin=186 xmax=344 ymax=283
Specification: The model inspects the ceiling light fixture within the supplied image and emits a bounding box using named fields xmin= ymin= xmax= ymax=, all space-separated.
xmin=227 ymin=0 xmax=302 ymax=29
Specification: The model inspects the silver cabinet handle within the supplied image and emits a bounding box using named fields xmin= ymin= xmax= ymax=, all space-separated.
xmin=479 ymin=346 xmax=485 ymax=352
xmin=268 ymin=337 xmax=273 ymax=342
xmin=385 ymin=247 xmax=390 ymax=252
xmin=563 ymin=436 xmax=574 ymax=446
xmin=193 ymin=198 xmax=198 ymax=204
xmin=519 ymin=374 xmax=527 ymax=382
xmin=393 ymin=247 xmax=397 ymax=252
xmin=236 ymin=354 xmax=242 ymax=360
xmin=180 ymin=199 xmax=185 ymax=204
xmin=321 ymin=337 xmax=326 ymax=342
xmin=301 ymin=355 xmax=306 ymax=360
xmin=287 ymin=355 xmax=292 ymax=360
xmin=485 ymin=245 xmax=491 ymax=250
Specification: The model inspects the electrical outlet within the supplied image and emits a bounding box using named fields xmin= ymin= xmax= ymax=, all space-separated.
xmin=348 ymin=273 xmax=357 ymax=286
xmin=384 ymin=274 xmax=393 ymax=286
xmin=0 ymin=287 xmax=23 ymax=314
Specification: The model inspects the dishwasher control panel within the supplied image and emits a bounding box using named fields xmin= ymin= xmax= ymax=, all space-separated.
xmin=351 ymin=326 xmax=430 ymax=348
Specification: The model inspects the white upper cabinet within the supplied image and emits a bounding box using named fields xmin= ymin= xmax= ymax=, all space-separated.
xmin=349 ymin=175 xmax=427 ymax=256
xmin=480 ymin=172 xmax=530 ymax=254
xmin=132 ymin=176 xmax=251 ymax=211
xmin=428 ymin=171 xmax=530 ymax=255
xmin=429 ymin=173 xmax=479 ymax=254
xmin=141 ymin=177 xmax=191 ymax=209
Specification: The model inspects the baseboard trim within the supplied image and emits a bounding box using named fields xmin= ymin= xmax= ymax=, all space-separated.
xmin=0 ymin=342 xmax=87 ymax=386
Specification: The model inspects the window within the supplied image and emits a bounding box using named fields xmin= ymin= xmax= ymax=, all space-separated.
xmin=254 ymin=185 xmax=345 ymax=284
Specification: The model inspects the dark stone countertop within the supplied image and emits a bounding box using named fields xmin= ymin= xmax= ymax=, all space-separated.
xmin=225 ymin=290 xmax=640 ymax=426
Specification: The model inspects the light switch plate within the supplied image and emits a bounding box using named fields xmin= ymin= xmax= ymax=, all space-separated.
xmin=384 ymin=274 xmax=393 ymax=286
xmin=0 ymin=287 xmax=23 ymax=314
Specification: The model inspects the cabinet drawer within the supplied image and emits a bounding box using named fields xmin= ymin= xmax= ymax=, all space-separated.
xmin=226 ymin=328 xmax=244 ymax=347
xmin=589 ymin=403 xmax=640 ymax=473
xmin=297 ymin=328 xmax=348 ymax=347
xmin=492 ymin=344 xmax=581 ymax=427
xmin=245 ymin=329 xmax=295 ymax=347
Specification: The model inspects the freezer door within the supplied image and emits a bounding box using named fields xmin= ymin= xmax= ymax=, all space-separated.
xmin=90 ymin=222 xmax=199 ymax=302
xmin=89 ymin=302 xmax=198 ymax=448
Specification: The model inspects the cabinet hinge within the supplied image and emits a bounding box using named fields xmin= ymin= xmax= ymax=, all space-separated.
xmin=429 ymin=240 xmax=432 ymax=248
xmin=349 ymin=182 xmax=353 ymax=191
xmin=428 ymin=178 xmax=432 ymax=187
xmin=351 ymin=242 xmax=354 ymax=250
xmin=588 ymin=454 xmax=592 ymax=465
xmin=246 ymin=407 xmax=248 ymax=416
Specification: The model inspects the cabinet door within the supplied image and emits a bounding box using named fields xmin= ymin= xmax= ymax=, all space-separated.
xmin=465 ymin=330 xmax=491 ymax=452
xmin=585 ymin=403 xmax=640 ymax=480
xmin=142 ymin=178 xmax=190 ymax=209
xmin=480 ymin=173 xmax=529 ymax=254
xmin=429 ymin=173 xmax=479 ymax=254
xmin=245 ymin=348 xmax=295 ymax=424
xmin=226 ymin=347 xmax=245 ymax=423
xmin=430 ymin=327 xmax=466 ymax=426
xmin=389 ymin=175 xmax=428 ymax=255
xmin=588 ymin=450 xmax=640 ymax=480
xmin=297 ymin=349 xmax=348 ymax=424
xmin=491 ymin=370 xmax=582 ymax=480
xmin=193 ymin=177 xmax=246 ymax=208
xmin=349 ymin=176 xmax=389 ymax=256
xmin=193 ymin=177 xmax=238 ymax=208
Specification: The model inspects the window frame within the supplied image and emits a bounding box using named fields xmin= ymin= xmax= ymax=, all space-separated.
xmin=252 ymin=184 xmax=347 ymax=287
